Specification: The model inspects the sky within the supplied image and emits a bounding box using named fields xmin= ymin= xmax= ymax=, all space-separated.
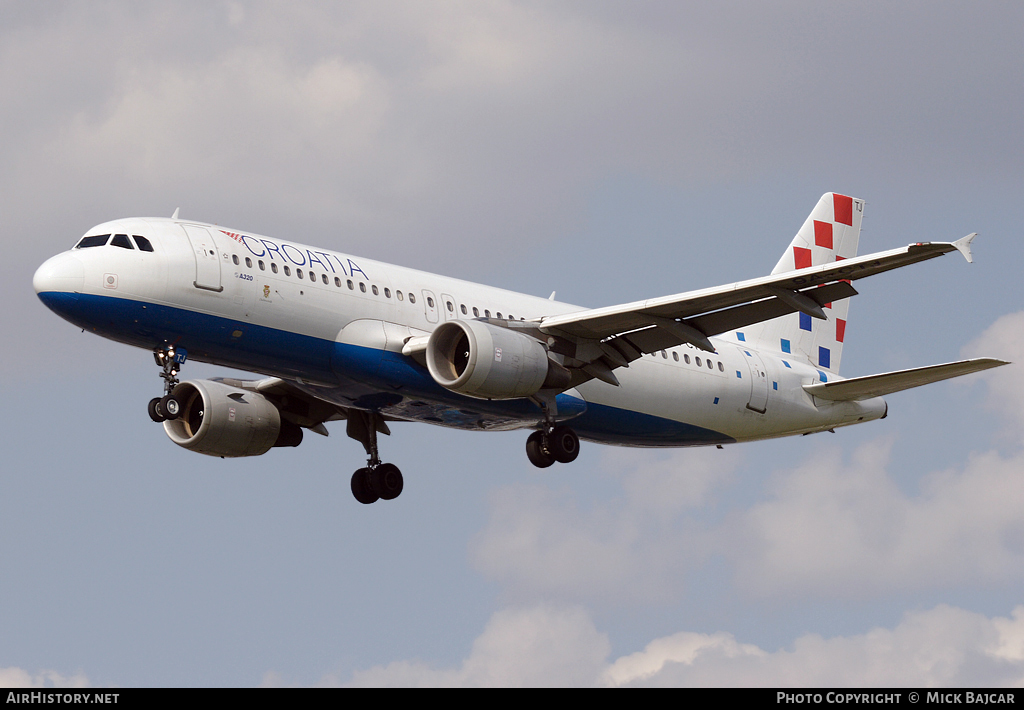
xmin=2 ymin=0 xmax=1024 ymax=687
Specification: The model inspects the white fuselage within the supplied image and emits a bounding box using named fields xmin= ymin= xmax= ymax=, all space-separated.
xmin=33 ymin=217 xmax=886 ymax=447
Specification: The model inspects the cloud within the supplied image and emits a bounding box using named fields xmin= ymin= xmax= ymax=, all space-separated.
xmin=335 ymin=605 xmax=610 ymax=687
xmin=727 ymin=438 xmax=1024 ymax=597
xmin=335 ymin=602 xmax=1024 ymax=687
xmin=0 ymin=667 xmax=89 ymax=688
xmin=608 ymin=604 xmax=1024 ymax=687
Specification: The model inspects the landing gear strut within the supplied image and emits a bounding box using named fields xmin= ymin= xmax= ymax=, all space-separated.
xmin=347 ymin=411 xmax=404 ymax=504
xmin=148 ymin=345 xmax=186 ymax=422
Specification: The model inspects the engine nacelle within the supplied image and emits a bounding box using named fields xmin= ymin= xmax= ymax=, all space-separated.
xmin=426 ymin=319 xmax=569 ymax=399
xmin=162 ymin=380 xmax=300 ymax=457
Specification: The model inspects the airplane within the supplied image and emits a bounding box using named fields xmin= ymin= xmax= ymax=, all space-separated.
xmin=33 ymin=193 xmax=1007 ymax=504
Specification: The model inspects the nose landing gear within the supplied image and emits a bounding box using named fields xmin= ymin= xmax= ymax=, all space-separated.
xmin=147 ymin=346 xmax=187 ymax=423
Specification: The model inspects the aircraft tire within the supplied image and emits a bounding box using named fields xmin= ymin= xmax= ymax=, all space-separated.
xmin=549 ymin=426 xmax=580 ymax=464
xmin=159 ymin=395 xmax=181 ymax=420
xmin=351 ymin=468 xmax=379 ymax=505
xmin=148 ymin=397 xmax=166 ymax=423
xmin=526 ymin=431 xmax=555 ymax=468
xmin=371 ymin=463 xmax=404 ymax=501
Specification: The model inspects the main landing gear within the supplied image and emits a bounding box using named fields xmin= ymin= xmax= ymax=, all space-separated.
xmin=526 ymin=425 xmax=580 ymax=468
xmin=147 ymin=345 xmax=186 ymax=423
xmin=347 ymin=411 xmax=404 ymax=504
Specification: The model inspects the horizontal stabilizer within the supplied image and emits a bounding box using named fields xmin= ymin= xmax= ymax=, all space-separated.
xmin=803 ymin=358 xmax=1009 ymax=401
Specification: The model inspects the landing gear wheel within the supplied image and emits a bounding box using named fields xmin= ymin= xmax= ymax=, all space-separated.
xmin=549 ymin=425 xmax=580 ymax=464
xmin=526 ymin=431 xmax=555 ymax=468
xmin=158 ymin=395 xmax=181 ymax=420
xmin=370 ymin=463 xmax=404 ymax=500
xmin=351 ymin=468 xmax=379 ymax=505
xmin=148 ymin=397 xmax=166 ymax=423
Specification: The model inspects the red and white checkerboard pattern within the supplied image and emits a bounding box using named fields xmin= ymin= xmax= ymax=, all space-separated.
xmin=744 ymin=193 xmax=863 ymax=374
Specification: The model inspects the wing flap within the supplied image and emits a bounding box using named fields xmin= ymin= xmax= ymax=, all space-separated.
xmin=803 ymin=358 xmax=1009 ymax=401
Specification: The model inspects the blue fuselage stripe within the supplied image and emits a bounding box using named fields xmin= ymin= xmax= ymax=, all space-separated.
xmin=38 ymin=291 xmax=733 ymax=446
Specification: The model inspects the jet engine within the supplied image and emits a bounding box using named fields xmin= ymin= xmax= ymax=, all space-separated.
xmin=162 ymin=380 xmax=302 ymax=457
xmin=426 ymin=320 xmax=570 ymax=399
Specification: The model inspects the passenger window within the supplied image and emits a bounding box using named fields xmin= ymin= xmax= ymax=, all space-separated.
xmin=473 ymin=307 xmax=479 ymax=317
xmin=684 ymin=354 xmax=690 ymax=364
xmin=661 ymin=350 xmax=667 ymax=359
xmin=132 ymin=235 xmax=154 ymax=252
xmin=508 ymin=314 xmax=514 ymax=320
xmin=271 ymin=263 xmax=279 ymax=274
xmin=384 ymin=288 xmax=391 ymax=298
xmin=484 ymin=310 xmax=491 ymax=318
xmin=372 ymin=285 xmax=379 ymax=296
xmin=460 ymin=304 xmax=467 ymax=315
xmin=110 ymin=234 xmax=133 ymax=249
xmin=284 ymin=265 xmax=291 ymax=276
xmin=335 ymin=277 xmax=341 ymax=287
xmin=360 ymin=283 xmax=366 ymax=293
xmin=718 ymin=362 xmax=724 ymax=372
xmin=673 ymin=352 xmax=679 ymax=362
xmin=245 ymin=257 xmax=252 ymax=268
xmin=322 ymin=273 xmax=328 ymax=285
xmin=409 ymin=293 xmax=416 ymax=304
xmin=446 ymin=301 xmax=453 ymax=312
xmin=397 ymin=290 xmax=404 ymax=301
xmin=258 ymin=260 xmax=265 ymax=271
xmin=427 ymin=296 xmax=434 ymax=307
xmin=696 ymin=357 xmax=702 ymax=367
xmin=297 ymin=269 xmax=304 ymax=279
xmin=496 ymin=312 xmax=502 ymax=319
xmin=347 ymin=280 xmax=354 ymax=289
xmin=707 ymin=359 xmax=714 ymax=369
xmin=232 ymin=255 xmax=240 ymax=265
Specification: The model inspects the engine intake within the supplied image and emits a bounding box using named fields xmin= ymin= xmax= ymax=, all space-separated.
xmin=163 ymin=380 xmax=301 ymax=457
xmin=426 ymin=320 xmax=569 ymax=399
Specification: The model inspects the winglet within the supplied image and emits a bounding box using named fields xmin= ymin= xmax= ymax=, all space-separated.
xmin=952 ymin=233 xmax=977 ymax=263
xmin=171 ymin=207 xmax=180 ymax=220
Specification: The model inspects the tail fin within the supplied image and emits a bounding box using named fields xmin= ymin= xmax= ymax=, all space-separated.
xmin=745 ymin=193 xmax=864 ymax=375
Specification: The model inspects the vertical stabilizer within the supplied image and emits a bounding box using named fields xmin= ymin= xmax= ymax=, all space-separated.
xmin=743 ymin=193 xmax=864 ymax=375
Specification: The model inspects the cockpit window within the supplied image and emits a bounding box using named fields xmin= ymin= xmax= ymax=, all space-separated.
xmin=76 ymin=234 xmax=110 ymax=249
xmin=110 ymin=234 xmax=134 ymax=250
xmin=133 ymin=235 xmax=154 ymax=252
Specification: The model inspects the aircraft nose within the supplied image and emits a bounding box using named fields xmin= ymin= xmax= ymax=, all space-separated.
xmin=34 ymin=252 xmax=84 ymax=296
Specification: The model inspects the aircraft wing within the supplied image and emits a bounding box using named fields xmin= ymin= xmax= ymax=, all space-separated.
xmin=802 ymin=358 xmax=1008 ymax=401
xmin=538 ymin=237 xmax=975 ymax=354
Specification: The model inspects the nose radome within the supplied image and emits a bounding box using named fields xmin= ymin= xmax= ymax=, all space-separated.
xmin=33 ymin=252 xmax=84 ymax=295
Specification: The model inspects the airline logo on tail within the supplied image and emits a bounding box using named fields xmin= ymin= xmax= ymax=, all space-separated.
xmin=746 ymin=193 xmax=863 ymax=373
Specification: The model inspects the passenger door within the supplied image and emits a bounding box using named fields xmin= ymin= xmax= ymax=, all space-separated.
xmin=180 ymin=224 xmax=223 ymax=292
